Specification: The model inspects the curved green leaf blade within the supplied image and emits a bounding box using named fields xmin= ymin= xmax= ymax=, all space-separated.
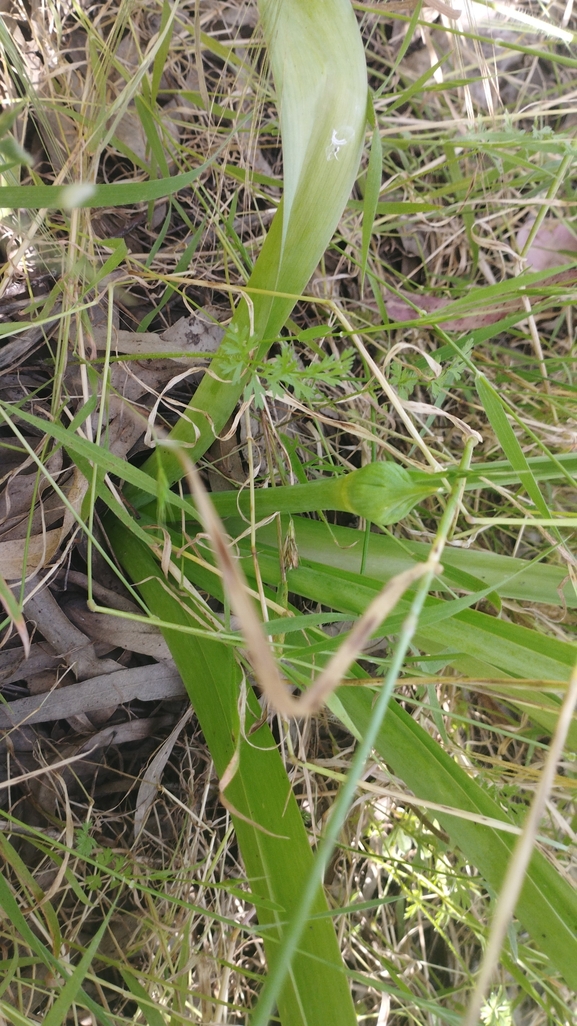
xmin=334 ymin=685 xmax=577 ymax=991
xmin=129 ymin=0 xmax=368 ymax=494
xmin=107 ymin=522 xmax=357 ymax=1026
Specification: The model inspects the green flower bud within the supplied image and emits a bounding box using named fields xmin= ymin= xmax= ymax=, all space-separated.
xmin=340 ymin=462 xmax=442 ymax=526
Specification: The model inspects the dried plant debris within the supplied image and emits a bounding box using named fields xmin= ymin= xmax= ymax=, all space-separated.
xmin=0 ymin=577 xmax=187 ymax=815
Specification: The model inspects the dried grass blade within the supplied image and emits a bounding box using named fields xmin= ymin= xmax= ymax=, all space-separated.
xmin=0 ymin=574 xmax=30 ymax=657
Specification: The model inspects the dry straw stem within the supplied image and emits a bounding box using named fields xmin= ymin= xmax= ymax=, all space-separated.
xmin=249 ymin=436 xmax=477 ymax=1026
xmin=297 ymin=765 xmax=568 ymax=847
xmin=327 ymin=301 xmax=483 ymax=462
xmin=0 ymin=408 xmax=89 ymax=580
xmin=463 ymin=657 xmax=577 ymax=1026
xmin=167 ymin=441 xmax=435 ymax=717
xmin=358 ymin=0 xmax=461 ymax=17
xmin=0 ymin=749 xmax=100 ymax=794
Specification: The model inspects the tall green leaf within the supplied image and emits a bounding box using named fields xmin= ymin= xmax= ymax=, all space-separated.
xmin=127 ymin=0 xmax=368 ymax=494
xmin=476 ymin=373 xmax=551 ymax=518
xmin=334 ymin=684 xmax=577 ymax=991
xmin=170 ymin=534 xmax=577 ymax=991
xmin=106 ymin=522 xmax=356 ymax=1026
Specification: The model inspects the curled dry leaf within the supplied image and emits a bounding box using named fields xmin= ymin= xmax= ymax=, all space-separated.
xmin=517 ymin=216 xmax=577 ymax=272
xmin=63 ymin=596 xmax=173 ymax=662
xmin=0 ymin=661 xmax=185 ymax=731
xmin=24 ymin=584 xmax=121 ymax=681
xmin=383 ymin=342 xmax=442 ymax=378
xmin=0 ymin=449 xmax=62 ymax=534
xmin=90 ymin=309 xmax=225 ymax=361
xmin=133 ymin=706 xmax=194 ymax=840
xmin=64 ymin=310 xmax=225 ymax=461
xmin=402 ymin=400 xmax=483 ymax=443
xmin=0 ymin=641 xmax=60 ymax=686
xmin=0 ymin=466 xmax=87 ymax=581
xmin=0 ymin=321 xmax=53 ymax=372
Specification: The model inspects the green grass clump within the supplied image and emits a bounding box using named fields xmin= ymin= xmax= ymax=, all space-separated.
xmin=0 ymin=0 xmax=576 ymax=1024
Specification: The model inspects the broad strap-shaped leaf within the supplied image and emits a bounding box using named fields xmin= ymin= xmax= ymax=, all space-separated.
xmin=334 ymin=685 xmax=577 ymax=992
xmin=107 ymin=522 xmax=357 ymax=1026
xmin=130 ymin=0 xmax=367 ymax=494
xmin=173 ymin=540 xmax=577 ymax=990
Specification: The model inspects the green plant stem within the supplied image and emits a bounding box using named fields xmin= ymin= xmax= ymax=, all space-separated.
xmin=150 ymin=450 xmax=577 ymax=530
xmin=248 ymin=437 xmax=477 ymax=1026
xmin=207 ymin=455 xmax=577 ymax=512
xmin=126 ymin=214 xmax=290 ymax=500
xmin=206 ymin=461 xmax=440 ymax=526
xmin=211 ymin=474 xmax=351 ymax=518
xmin=443 ymin=452 xmax=577 ymax=489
